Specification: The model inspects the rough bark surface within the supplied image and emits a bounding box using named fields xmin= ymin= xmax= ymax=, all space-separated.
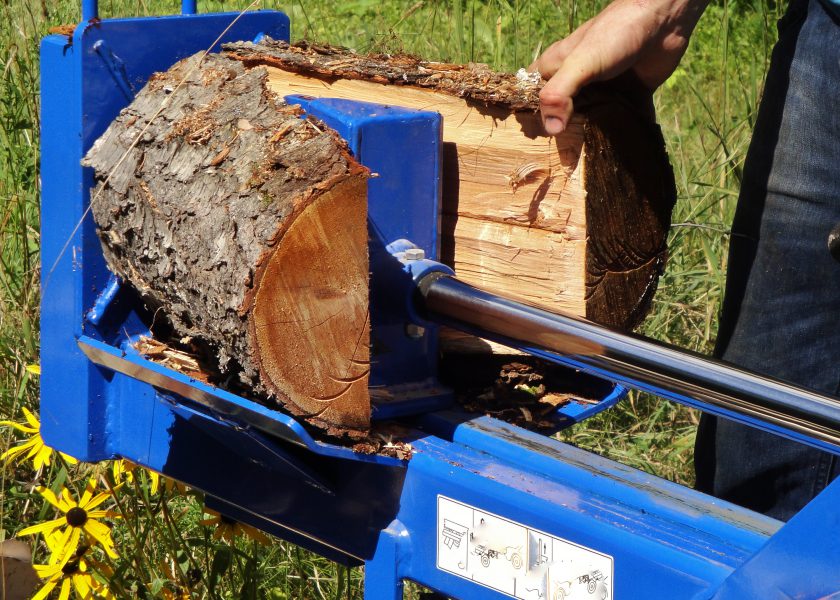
xmin=83 ymin=53 xmax=371 ymax=435
xmin=225 ymin=39 xmax=676 ymax=331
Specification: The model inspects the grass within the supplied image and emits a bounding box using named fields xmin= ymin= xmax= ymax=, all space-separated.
xmin=0 ymin=0 xmax=777 ymax=597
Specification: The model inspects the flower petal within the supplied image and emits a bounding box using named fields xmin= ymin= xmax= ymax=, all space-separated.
xmin=46 ymin=527 xmax=81 ymax=569
xmin=85 ymin=510 xmax=120 ymax=520
xmin=45 ymin=526 xmax=74 ymax=561
xmin=24 ymin=441 xmax=43 ymax=461
xmin=33 ymin=563 xmax=61 ymax=578
xmin=31 ymin=576 xmax=59 ymax=600
xmin=72 ymin=573 xmax=93 ymax=598
xmin=56 ymin=488 xmax=76 ymax=512
xmin=34 ymin=445 xmax=54 ymax=471
xmin=148 ymin=471 xmax=161 ymax=495
xmin=59 ymin=451 xmax=79 ymax=465
xmin=22 ymin=406 xmax=40 ymax=428
xmin=58 ymin=577 xmax=71 ymax=600
xmin=83 ymin=519 xmax=118 ymax=559
xmin=1 ymin=439 xmax=36 ymax=463
xmin=18 ymin=518 xmax=65 ymax=538
xmin=25 ymin=364 xmax=41 ymax=376
xmin=82 ymin=490 xmax=112 ymax=511
xmin=36 ymin=486 xmax=65 ymax=511
xmin=242 ymin=524 xmax=271 ymax=545
xmin=0 ymin=420 xmax=37 ymax=434
xmin=79 ymin=477 xmax=98 ymax=507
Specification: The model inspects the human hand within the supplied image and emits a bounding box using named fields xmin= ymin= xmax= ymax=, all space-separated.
xmin=529 ymin=0 xmax=709 ymax=135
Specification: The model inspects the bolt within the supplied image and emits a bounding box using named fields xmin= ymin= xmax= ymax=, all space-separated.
xmin=405 ymin=324 xmax=425 ymax=339
xmin=404 ymin=248 xmax=425 ymax=261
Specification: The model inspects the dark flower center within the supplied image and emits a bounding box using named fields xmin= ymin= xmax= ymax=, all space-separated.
xmin=65 ymin=507 xmax=88 ymax=527
xmin=62 ymin=560 xmax=80 ymax=575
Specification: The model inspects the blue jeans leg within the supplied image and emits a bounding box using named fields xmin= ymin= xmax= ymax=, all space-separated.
xmin=694 ymin=0 xmax=840 ymax=521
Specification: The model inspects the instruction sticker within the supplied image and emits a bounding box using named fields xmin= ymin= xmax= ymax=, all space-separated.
xmin=437 ymin=496 xmax=613 ymax=599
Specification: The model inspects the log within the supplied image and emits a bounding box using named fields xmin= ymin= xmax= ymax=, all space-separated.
xmin=83 ymin=53 xmax=371 ymax=436
xmin=224 ymin=39 xmax=677 ymax=335
xmin=84 ymin=41 xmax=676 ymax=435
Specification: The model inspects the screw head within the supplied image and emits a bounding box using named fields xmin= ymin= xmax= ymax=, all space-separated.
xmin=404 ymin=248 xmax=425 ymax=261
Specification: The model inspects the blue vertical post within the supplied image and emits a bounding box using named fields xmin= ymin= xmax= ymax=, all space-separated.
xmin=181 ymin=0 xmax=198 ymax=14
xmin=364 ymin=521 xmax=408 ymax=600
xmin=81 ymin=0 xmax=98 ymax=20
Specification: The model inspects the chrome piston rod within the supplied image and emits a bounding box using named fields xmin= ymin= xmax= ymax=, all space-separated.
xmin=418 ymin=273 xmax=840 ymax=454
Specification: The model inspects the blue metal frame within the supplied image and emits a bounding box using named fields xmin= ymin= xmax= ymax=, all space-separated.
xmin=288 ymin=95 xmax=455 ymax=419
xmin=40 ymin=6 xmax=840 ymax=599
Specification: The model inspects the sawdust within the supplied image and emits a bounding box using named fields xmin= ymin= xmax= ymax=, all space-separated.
xmin=351 ymin=424 xmax=414 ymax=460
xmin=47 ymin=24 xmax=75 ymax=39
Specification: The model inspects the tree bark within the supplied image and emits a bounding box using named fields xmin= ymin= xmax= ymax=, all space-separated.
xmin=83 ymin=53 xmax=371 ymax=436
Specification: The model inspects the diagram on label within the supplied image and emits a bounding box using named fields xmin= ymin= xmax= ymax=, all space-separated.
xmin=437 ymin=496 xmax=613 ymax=599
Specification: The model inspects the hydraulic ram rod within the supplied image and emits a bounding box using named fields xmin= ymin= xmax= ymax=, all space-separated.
xmin=418 ymin=273 xmax=840 ymax=455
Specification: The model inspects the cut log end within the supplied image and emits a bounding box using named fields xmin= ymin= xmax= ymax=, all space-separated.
xmin=251 ymin=174 xmax=370 ymax=433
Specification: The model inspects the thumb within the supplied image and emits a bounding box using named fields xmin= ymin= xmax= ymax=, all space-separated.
xmin=538 ymin=52 xmax=602 ymax=135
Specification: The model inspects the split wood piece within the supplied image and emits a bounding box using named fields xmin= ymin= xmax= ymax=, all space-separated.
xmin=224 ymin=40 xmax=677 ymax=346
xmin=83 ymin=53 xmax=371 ymax=436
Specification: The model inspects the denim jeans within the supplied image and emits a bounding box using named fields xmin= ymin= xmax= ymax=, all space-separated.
xmin=693 ymin=0 xmax=840 ymax=521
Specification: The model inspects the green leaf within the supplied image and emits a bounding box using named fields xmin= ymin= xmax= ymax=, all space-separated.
xmin=238 ymin=558 xmax=258 ymax=600
xmin=209 ymin=545 xmax=233 ymax=591
xmin=149 ymin=577 xmax=164 ymax=596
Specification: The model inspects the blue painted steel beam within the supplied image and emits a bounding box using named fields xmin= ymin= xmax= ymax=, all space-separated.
xmin=362 ymin=414 xmax=780 ymax=599
xmin=82 ymin=0 xmax=199 ymax=19
xmin=82 ymin=0 xmax=97 ymax=20
xmin=709 ymin=476 xmax=840 ymax=598
xmin=287 ymin=95 xmax=453 ymax=419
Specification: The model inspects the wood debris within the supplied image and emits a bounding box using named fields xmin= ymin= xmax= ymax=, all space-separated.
xmin=133 ymin=336 xmax=208 ymax=382
xmin=449 ymin=360 xmax=602 ymax=432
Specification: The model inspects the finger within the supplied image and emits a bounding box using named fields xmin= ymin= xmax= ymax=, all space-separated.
xmin=527 ymin=19 xmax=594 ymax=76
xmin=538 ymin=51 xmax=604 ymax=135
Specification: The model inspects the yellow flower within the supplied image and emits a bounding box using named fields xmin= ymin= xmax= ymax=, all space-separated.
xmin=199 ymin=509 xmax=270 ymax=545
xmin=0 ymin=407 xmax=78 ymax=470
xmin=18 ymin=477 xmax=120 ymax=561
xmin=32 ymin=542 xmax=113 ymax=600
xmin=26 ymin=364 xmax=41 ymax=375
xmin=112 ymin=459 xmax=161 ymax=495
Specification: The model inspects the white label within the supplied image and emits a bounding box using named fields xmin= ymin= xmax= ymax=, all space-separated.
xmin=437 ymin=496 xmax=613 ymax=599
